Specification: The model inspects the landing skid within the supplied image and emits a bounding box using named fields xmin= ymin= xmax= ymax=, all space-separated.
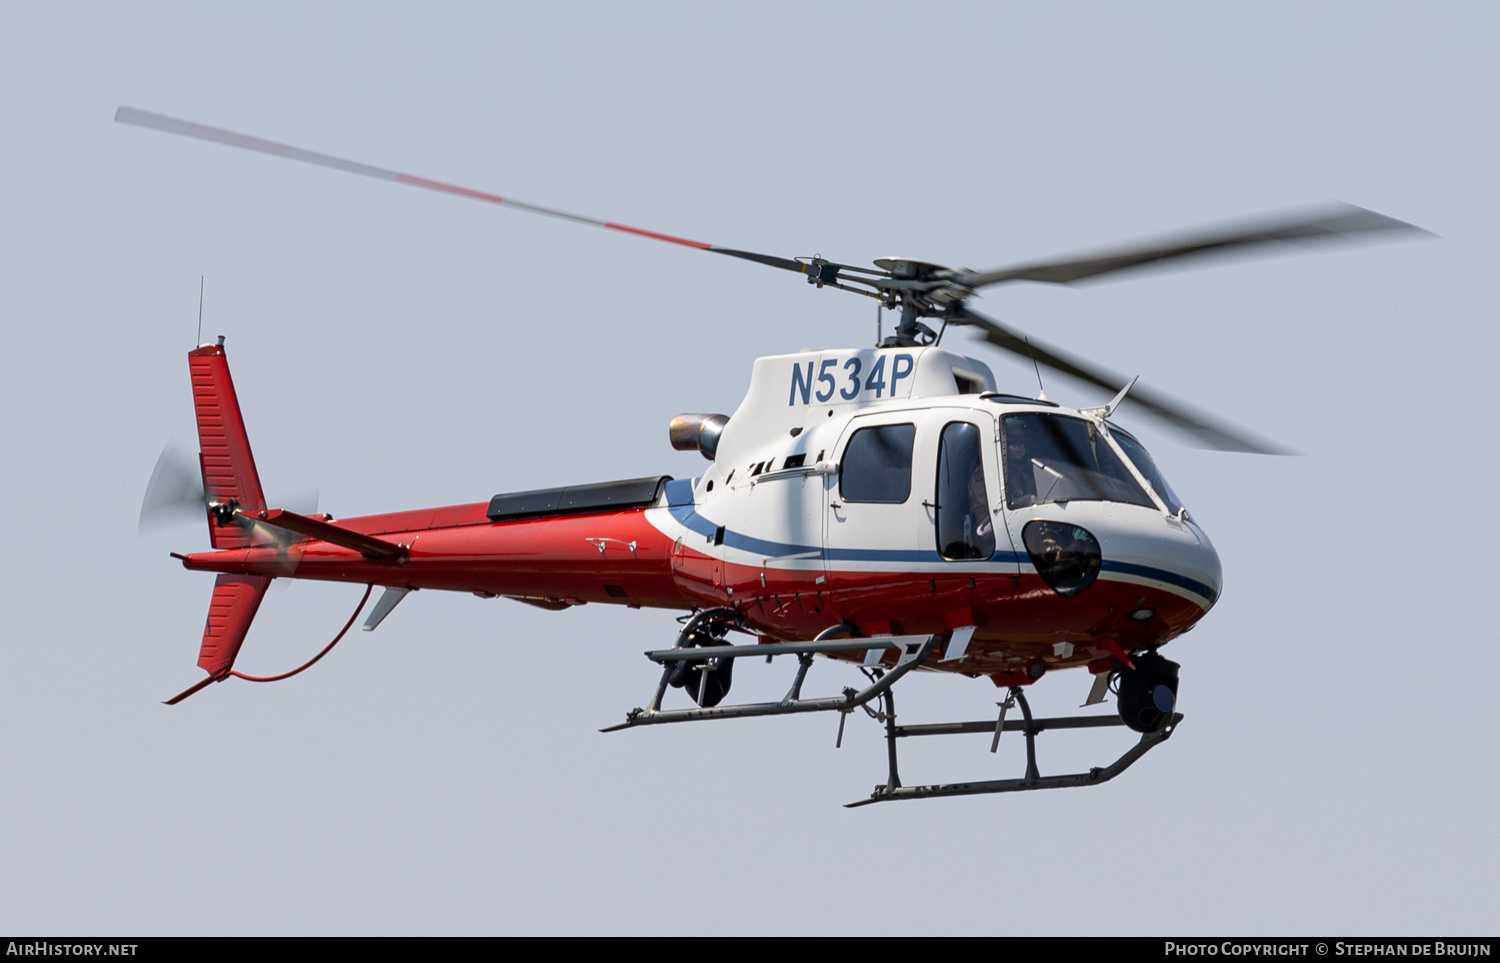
xmin=603 ymin=610 xmax=1182 ymax=805
xmin=600 ymin=631 xmax=939 ymax=730
xmin=846 ymin=700 xmax=1182 ymax=807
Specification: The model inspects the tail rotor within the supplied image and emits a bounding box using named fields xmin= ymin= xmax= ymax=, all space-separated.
xmin=137 ymin=441 xmax=319 ymax=553
xmin=138 ymin=442 xmax=205 ymax=533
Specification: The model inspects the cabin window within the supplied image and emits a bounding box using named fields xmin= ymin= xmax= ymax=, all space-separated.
xmin=1001 ymin=413 xmax=1153 ymax=509
xmin=1110 ymin=426 xmax=1185 ymax=514
xmin=840 ymin=424 xmax=916 ymax=503
xmin=935 ymin=422 xmax=997 ymax=560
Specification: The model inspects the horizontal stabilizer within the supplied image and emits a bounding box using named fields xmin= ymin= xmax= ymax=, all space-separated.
xmin=243 ymin=508 xmax=406 ymax=560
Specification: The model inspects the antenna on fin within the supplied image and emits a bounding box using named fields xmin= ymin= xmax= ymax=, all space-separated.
xmin=1025 ymin=337 xmax=1048 ymax=401
xmin=196 ymin=276 xmax=204 ymax=347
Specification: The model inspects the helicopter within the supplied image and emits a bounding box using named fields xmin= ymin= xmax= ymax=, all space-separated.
xmin=121 ymin=106 xmax=1423 ymax=806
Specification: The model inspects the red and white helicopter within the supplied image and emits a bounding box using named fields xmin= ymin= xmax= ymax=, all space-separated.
xmin=123 ymin=107 xmax=1421 ymax=805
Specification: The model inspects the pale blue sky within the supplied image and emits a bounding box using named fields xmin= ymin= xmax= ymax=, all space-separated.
xmin=0 ymin=2 xmax=1493 ymax=934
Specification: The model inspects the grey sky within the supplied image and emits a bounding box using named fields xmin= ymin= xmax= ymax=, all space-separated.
xmin=0 ymin=2 xmax=1494 ymax=935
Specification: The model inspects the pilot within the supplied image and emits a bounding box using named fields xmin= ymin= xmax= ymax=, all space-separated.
xmin=1003 ymin=421 xmax=1037 ymax=508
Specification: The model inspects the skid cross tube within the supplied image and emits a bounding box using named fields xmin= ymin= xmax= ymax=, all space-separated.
xmin=602 ymin=634 xmax=938 ymax=731
xmin=845 ymin=706 xmax=1184 ymax=807
xmin=644 ymin=636 xmax=932 ymax=663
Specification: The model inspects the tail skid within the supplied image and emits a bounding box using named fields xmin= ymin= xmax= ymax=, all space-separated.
xmin=166 ymin=582 xmax=373 ymax=705
xmin=164 ymin=572 xmax=271 ymax=704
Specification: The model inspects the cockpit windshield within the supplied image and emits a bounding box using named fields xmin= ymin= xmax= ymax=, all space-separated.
xmin=1001 ymin=413 xmax=1154 ymax=510
xmin=1108 ymin=425 xmax=1185 ymax=515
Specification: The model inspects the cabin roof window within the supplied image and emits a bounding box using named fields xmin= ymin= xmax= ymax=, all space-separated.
xmin=982 ymin=393 xmax=1059 ymax=408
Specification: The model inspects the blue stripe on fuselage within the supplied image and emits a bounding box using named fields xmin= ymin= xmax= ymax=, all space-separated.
xmin=663 ymin=504 xmax=1216 ymax=605
xmin=1099 ymin=559 xmax=1218 ymax=606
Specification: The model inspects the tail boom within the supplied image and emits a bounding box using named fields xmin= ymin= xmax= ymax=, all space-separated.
xmin=179 ymin=504 xmax=685 ymax=607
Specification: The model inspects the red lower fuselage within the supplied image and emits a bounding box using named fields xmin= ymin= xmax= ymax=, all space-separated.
xmin=182 ymin=500 xmax=1210 ymax=684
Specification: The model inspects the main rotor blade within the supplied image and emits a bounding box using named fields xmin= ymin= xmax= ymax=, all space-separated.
xmin=950 ymin=306 xmax=1291 ymax=454
xmin=114 ymin=107 xmax=807 ymax=275
xmin=959 ymin=204 xmax=1427 ymax=289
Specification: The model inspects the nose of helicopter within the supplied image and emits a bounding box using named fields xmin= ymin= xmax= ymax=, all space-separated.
xmin=1013 ymin=501 xmax=1223 ymax=613
xmin=1096 ymin=509 xmax=1222 ymax=612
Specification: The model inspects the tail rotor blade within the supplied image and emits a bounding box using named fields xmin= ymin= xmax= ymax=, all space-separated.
xmin=139 ymin=442 xmax=205 ymax=532
xmin=139 ymin=440 xmax=323 ymax=548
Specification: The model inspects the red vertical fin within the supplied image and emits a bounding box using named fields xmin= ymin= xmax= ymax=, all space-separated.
xmin=189 ymin=341 xmax=266 ymax=549
xmin=197 ymin=573 xmax=271 ymax=677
